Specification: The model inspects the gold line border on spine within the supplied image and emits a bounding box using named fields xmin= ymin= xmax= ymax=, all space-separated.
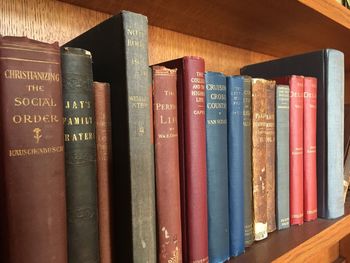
xmin=0 ymin=46 xmax=59 ymax=55
xmin=1 ymin=42 xmax=58 ymax=52
xmin=0 ymin=57 xmax=59 ymax=64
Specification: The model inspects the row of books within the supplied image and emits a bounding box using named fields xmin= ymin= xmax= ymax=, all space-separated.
xmin=0 ymin=10 xmax=345 ymax=263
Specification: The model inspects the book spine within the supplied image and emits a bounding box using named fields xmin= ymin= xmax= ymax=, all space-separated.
xmin=243 ymin=76 xmax=254 ymax=246
xmin=227 ymin=76 xmax=245 ymax=255
xmin=0 ymin=36 xmax=67 ymax=263
xmin=251 ymin=79 xmax=267 ymax=241
xmin=326 ymin=50 xmax=344 ymax=218
xmin=93 ymin=81 xmax=112 ymax=263
xmin=266 ymin=81 xmax=276 ymax=232
xmin=183 ymin=57 xmax=208 ymax=263
xmin=290 ymin=75 xmax=304 ymax=225
xmin=61 ymin=47 xmax=99 ymax=263
xmin=152 ymin=66 xmax=182 ymax=263
xmin=205 ymin=72 xmax=230 ymax=263
xmin=123 ymin=12 xmax=157 ymax=261
xmin=276 ymin=85 xmax=290 ymax=230
xmin=303 ymin=77 xmax=318 ymax=222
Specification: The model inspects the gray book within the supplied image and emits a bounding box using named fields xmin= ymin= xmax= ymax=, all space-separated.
xmin=242 ymin=76 xmax=254 ymax=245
xmin=276 ymin=84 xmax=290 ymax=230
xmin=65 ymin=11 xmax=156 ymax=262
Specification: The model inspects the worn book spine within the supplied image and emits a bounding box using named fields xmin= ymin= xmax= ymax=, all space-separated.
xmin=182 ymin=57 xmax=208 ymax=263
xmin=289 ymin=75 xmax=304 ymax=225
xmin=303 ymin=77 xmax=318 ymax=222
xmin=242 ymin=76 xmax=254 ymax=246
xmin=61 ymin=47 xmax=99 ymax=263
xmin=326 ymin=50 xmax=344 ymax=218
xmin=251 ymin=79 xmax=268 ymax=241
xmin=205 ymin=71 xmax=230 ymax=263
xmin=93 ymin=81 xmax=112 ymax=263
xmin=65 ymin=11 xmax=157 ymax=261
xmin=266 ymin=80 xmax=276 ymax=232
xmin=152 ymin=66 xmax=182 ymax=263
xmin=0 ymin=36 xmax=67 ymax=263
xmin=159 ymin=56 xmax=208 ymax=263
xmin=276 ymin=85 xmax=290 ymax=230
xmin=227 ymin=76 xmax=245 ymax=256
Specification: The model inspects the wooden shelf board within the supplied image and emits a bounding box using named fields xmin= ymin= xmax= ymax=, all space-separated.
xmin=58 ymin=0 xmax=350 ymax=69
xmin=230 ymin=198 xmax=350 ymax=262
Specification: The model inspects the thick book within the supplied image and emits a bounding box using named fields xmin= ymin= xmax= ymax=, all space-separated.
xmin=152 ymin=66 xmax=182 ymax=263
xmin=93 ymin=81 xmax=112 ymax=263
xmin=251 ymin=79 xmax=268 ymax=241
xmin=226 ymin=75 xmax=245 ymax=256
xmin=205 ymin=71 xmax=230 ymax=263
xmin=0 ymin=36 xmax=67 ymax=263
xmin=157 ymin=56 xmax=208 ymax=263
xmin=303 ymin=77 xmax=318 ymax=222
xmin=242 ymin=76 xmax=254 ymax=246
xmin=241 ymin=49 xmax=344 ymax=219
xmin=275 ymin=84 xmax=290 ymax=230
xmin=61 ymin=47 xmax=99 ymax=263
xmin=65 ymin=11 xmax=157 ymax=262
xmin=265 ymin=81 xmax=276 ymax=232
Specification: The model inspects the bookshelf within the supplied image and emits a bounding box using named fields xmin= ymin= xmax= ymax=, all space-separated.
xmin=1 ymin=0 xmax=350 ymax=262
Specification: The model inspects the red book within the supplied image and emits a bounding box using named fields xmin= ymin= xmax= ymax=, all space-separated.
xmin=303 ymin=77 xmax=317 ymax=221
xmin=158 ymin=57 xmax=208 ymax=263
xmin=93 ymin=82 xmax=112 ymax=263
xmin=152 ymin=66 xmax=182 ymax=263
xmin=275 ymin=76 xmax=304 ymax=225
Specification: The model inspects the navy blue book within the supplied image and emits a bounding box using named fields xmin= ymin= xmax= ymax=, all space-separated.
xmin=205 ymin=72 xmax=230 ymax=263
xmin=227 ymin=76 xmax=245 ymax=257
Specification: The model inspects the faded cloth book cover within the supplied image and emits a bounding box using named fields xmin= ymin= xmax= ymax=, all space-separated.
xmin=152 ymin=66 xmax=182 ymax=263
xmin=61 ymin=47 xmax=99 ymax=263
xmin=205 ymin=71 xmax=230 ymax=263
xmin=93 ymin=81 xmax=112 ymax=263
xmin=0 ymin=36 xmax=67 ymax=263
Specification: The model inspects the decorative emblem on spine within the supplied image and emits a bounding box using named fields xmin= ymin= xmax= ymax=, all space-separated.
xmin=33 ymin=128 xmax=42 ymax=143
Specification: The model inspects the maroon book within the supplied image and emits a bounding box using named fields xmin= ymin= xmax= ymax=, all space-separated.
xmin=94 ymin=82 xmax=112 ymax=263
xmin=303 ymin=77 xmax=317 ymax=221
xmin=275 ymin=76 xmax=304 ymax=225
xmin=152 ymin=66 xmax=182 ymax=263
xmin=157 ymin=57 xmax=208 ymax=262
xmin=0 ymin=36 xmax=67 ymax=262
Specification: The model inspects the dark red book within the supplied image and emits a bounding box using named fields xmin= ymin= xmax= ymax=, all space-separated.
xmin=275 ymin=76 xmax=304 ymax=225
xmin=157 ymin=57 xmax=208 ymax=263
xmin=152 ymin=66 xmax=182 ymax=263
xmin=94 ymin=82 xmax=112 ymax=263
xmin=303 ymin=77 xmax=317 ymax=221
xmin=0 ymin=36 xmax=67 ymax=263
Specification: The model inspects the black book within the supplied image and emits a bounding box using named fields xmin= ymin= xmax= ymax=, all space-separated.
xmin=64 ymin=11 xmax=156 ymax=262
xmin=241 ymin=49 xmax=344 ymax=219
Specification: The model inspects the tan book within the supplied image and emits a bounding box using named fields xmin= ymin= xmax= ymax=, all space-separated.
xmin=251 ymin=78 xmax=269 ymax=241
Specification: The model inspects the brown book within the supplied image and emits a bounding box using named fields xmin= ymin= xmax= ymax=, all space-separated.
xmin=93 ymin=81 xmax=112 ymax=263
xmin=266 ymin=80 xmax=276 ymax=232
xmin=0 ymin=36 xmax=67 ymax=262
xmin=251 ymin=78 xmax=268 ymax=241
xmin=152 ymin=66 xmax=182 ymax=263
